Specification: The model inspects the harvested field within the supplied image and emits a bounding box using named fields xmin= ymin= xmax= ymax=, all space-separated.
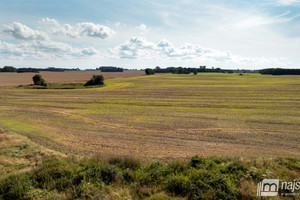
xmin=0 ymin=73 xmax=299 ymax=160
xmin=0 ymin=70 xmax=144 ymax=87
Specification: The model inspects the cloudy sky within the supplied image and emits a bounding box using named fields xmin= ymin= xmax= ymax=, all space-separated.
xmin=0 ymin=0 xmax=299 ymax=69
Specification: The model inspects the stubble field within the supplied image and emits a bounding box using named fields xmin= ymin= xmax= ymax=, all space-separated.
xmin=0 ymin=73 xmax=299 ymax=160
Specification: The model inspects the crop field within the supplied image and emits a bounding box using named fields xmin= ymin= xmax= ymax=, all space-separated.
xmin=0 ymin=73 xmax=300 ymax=160
xmin=0 ymin=70 xmax=144 ymax=87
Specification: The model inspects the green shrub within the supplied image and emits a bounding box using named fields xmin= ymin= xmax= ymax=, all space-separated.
xmin=84 ymin=75 xmax=104 ymax=86
xmin=0 ymin=174 xmax=31 ymax=200
xmin=189 ymin=155 xmax=207 ymax=168
xmin=165 ymin=160 xmax=187 ymax=174
xmin=31 ymin=159 xmax=75 ymax=191
xmin=108 ymin=157 xmax=141 ymax=170
xmin=137 ymin=161 xmax=166 ymax=185
xmin=100 ymin=165 xmax=118 ymax=184
xmin=165 ymin=174 xmax=189 ymax=196
xmin=188 ymin=169 xmax=237 ymax=200
xmin=122 ymin=168 xmax=135 ymax=183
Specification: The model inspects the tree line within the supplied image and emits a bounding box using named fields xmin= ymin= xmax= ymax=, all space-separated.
xmin=259 ymin=68 xmax=300 ymax=75
xmin=0 ymin=66 xmax=80 ymax=73
xmin=145 ymin=66 xmax=256 ymax=75
xmin=97 ymin=66 xmax=124 ymax=72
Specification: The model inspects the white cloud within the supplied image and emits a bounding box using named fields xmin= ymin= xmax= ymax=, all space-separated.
xmin=78 ymin=22 xmax=115 ymax=39
xmin=274 ymin=0 xmax=300 ymax=5
xmin=137 ymin=24 xmax=151 ymax=32
xmin=40 ymin=18 xmax=115 ymax=39
xmin=109 ymin=37 xmax=293 ymax=67
xmin=110 ymin=37 xmax=156 ymax=59
xmin=0 ymin=40 xmax=98 ymax=59
xmin=40 ymin=17 xmax=60 ymax=27
xmin=3 ymin=22 xmax=48 ymax=40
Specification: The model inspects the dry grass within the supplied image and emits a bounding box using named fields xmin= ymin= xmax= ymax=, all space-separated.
xmin=0 ymin=73 xmax=299 ymax=160
xmin=0 ymin=127 xmax=64 ymax=178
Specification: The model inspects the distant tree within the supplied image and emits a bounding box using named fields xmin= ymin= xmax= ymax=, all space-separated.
xmin=145 ymin=68 xmax=155 ymax=75
xmin=0 ymin=66 xmax=16 ymax=72
xmin=193 ymin=69 xmax=198 ymax=75
xmin=172 ymin=69 xmax=178 ymax=74
xmin=32 ymin=74 xmax=48 ymax=86
xmin=84 ymin=75 xmax=104 ymax=86
xmin=259 ymin=68 xmax=300 ymax=75
xmin=99 ymin=66 xmax=123 ymax=72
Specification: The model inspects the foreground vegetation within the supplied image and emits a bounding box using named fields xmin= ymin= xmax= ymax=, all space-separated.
xmin=1 ymin=154 xmax=300 ymax=200
xmin=1 ymin=128 xmax=299 ymax=199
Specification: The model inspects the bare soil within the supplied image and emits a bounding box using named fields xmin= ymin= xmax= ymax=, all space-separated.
xmin=0 ymin=70 xmax=144 ymax=87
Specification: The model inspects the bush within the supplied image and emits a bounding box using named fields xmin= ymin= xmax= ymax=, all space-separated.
xmin=165 ymin=175 xmax=189 ymax=196
xmin=0 ymin=174 xmax=31 ymax=200
xmin=137 ymin=161 xmax=166 ymax=185
xmin=165 ymin=160 xmax=187 ymax=174
xmin=188 ymin=169 xmax=237 ymax=200
xmin=108 ymin=157 xmax=141 ymax=170
xmin=122 ymin=168 xmax=135 ymax=183
xmin=84 ymin=75 xmax=104 ymax=86
xmin=100 ymin=165 xmax=118 ymax=184
xmin=32 ymin=74 xmax=48 ymax=86
xmin=31 ymin=159 xmax=75 ymax=191
xmin=189 ymin=155 xmax=207 ymax=168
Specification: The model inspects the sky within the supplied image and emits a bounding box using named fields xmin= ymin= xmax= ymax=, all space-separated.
xmin=0 ymin=0 xmax=300 ymax=69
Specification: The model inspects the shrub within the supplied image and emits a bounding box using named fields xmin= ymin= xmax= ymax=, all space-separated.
xmin=100 ymin=165 xmax=118 ymax=184
xmin=189 ymin=155 xmax=207 ymax=168
xmin=32 ymin=74 xmax=48 ymax=86
xmin=165 ymin=175 xmax=189 ymax=196
xmin=31 ymin=159 xmax=75 ymax=191
xmin=0 ymin=174 xmax=31 ymax=200
xmin=188 ymin=169 xmax=237 ymax=200
xmin=84 ymin=75 xmax=104 ymax=86
xmin=137 ymin=161 xmax=166 ymax=185
xmin=166 ymin=160 xmax=187 ymax=174
xmin=122 ymin=168 xmax=135 ymax=183
xmin=108 ymin=157 xmax=141 ymax=170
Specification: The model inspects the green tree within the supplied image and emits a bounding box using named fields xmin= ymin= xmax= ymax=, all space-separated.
xmin=32 ymin=74 xmax=48 ymax=86
xmin=193 ymin=69 xmax=198 ymax=75
xmin=145 ymin=68 xmax=155 ymax=75
xmin=84 ymin=75 xmax=104 ymax=86
xmin=0 ymin=66 xmax=16 ymax=72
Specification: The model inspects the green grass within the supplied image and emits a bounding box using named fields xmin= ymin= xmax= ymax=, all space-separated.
xmin=0 ymin=73 xmax=300 ymax=159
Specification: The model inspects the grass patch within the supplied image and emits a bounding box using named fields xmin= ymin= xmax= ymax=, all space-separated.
xmin=19 ymin=82 xmax=105 ymax=89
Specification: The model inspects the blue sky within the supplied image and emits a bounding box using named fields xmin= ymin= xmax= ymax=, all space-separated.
xmin=0 ymin=0 xmax=299 ymax=69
